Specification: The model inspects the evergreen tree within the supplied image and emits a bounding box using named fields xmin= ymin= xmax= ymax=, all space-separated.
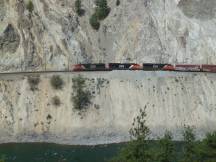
xmin=89 ymin=13 xmax=100 ymax=30
xmin=109 ymin=108 xmax=152 ymax=162
xmin=182 ymin=126 xmax=196 ymax=162
xmin=95 ymin=0 xmax=110 ymax=20
xmin=116 ymin=0 xmax=120 ymax=6
xmin=26 ymin=0 xmax=34 ymax=13
xmin=201 ymin=132 xmax=216 ymax=161
xmin=157 ymin=131 xmax=175 ymax=162
xmin=75 ymin=0 xmax=84 ymax=16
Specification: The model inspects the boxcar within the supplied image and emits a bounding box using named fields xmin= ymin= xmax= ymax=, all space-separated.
xmin=143 ymin=63 xmax=171 ymax=71
xmin=175 ymin=64 xmax=201 ymax=72
xmin=202 ymin=65 xmax=216 ymax=72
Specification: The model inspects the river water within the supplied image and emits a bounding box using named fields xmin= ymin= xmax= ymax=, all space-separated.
xmin=0 ymin=143 xmax=124 ymax=162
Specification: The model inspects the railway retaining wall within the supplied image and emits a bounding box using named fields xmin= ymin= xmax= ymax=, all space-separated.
xmin=0 ymin=71 xmax=215 ymax=145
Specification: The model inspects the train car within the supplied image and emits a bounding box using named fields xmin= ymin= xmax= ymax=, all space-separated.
xmin=175 ymin=64 xmax=201 ymax=72
xmin=72 ymin=64 xmax=108 ymax=71
xmin=143 ymin=63 xmax=171 ymax=71
xmin=201 ymin=65 xmax=216 ymax=72
xmin=162 ymin=64 xmax=175 ymax=71
xmin=108 ymin=63 xmax=142 ymax=70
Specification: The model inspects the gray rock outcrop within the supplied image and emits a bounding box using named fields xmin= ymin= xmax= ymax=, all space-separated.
xmin=0 ymin=24 xmax=20 ymax=54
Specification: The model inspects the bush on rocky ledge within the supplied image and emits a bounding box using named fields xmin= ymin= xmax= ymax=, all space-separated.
xmin=26 ymin=0 xmax=34 ymax=13
xmin=72 ymin=75 xmax=92 ymax=111
xmin=28 ymin=75 xmax=40 ymax=91
xmin=50 ymin=75 xmax=64 ymax=90
xmin=52 ymin=96 xmax=61 ymax=107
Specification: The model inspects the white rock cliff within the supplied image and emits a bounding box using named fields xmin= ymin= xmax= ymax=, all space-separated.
xmin=0 ymin=72 xmax=216 ymax=145
xmin=1 ymin=0 xmax=216 ymax=71
xmin=0 ymin=0 xmax=216 ymax=145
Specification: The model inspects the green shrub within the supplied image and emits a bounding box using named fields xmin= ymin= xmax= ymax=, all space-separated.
xmin=95 ymin=0 xmax=110 ymax=20
xmin=72 ymin=75 xmax=92 ymax=111
xmin=89 ymin=14 xmax=100 ymax=30
xmin=28 ymin=75 xmax=40 ymax=91
xmin=50 ymin=75 xmax=64 ymax=90
xmin=75 ymin=0 xmax=85 ymax=16
xmin=52 ymin=96 xmax=61 ymax=106
xmin=116 ymin=0 xmax=120 ymax=6
xmin=26 ymin=0 xmax=34 ymax=13
xmin=89 ymin=0 xmax=110 ymax=30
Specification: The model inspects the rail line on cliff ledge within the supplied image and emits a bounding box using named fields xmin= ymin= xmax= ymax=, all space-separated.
xmin=1 ymin=63 xmax=216 ymax=75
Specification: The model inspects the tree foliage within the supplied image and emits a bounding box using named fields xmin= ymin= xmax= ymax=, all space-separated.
xmin=109 ymin=113 xmax=216 ymax=162
xmin=89 ymin=0 xmax=110 ymax=30
xmin=26 ymin=0 xmax=34 ymax=13
xmin=52 ymin=96 xmax=61 ymax=107
xmin=28 ymin=75 xmax=40 ymax=91
xmin=157 ymin=131 xmax=175 ymax=162
xmin=182 ymin=126 xmax=196 ymax=162
xmin=95 ymin=0 xmax=110 ymax=20
xmin=199 ymin=132 xmax=216 ymax=161
xmin=50 ymin=75 xmax=64 ymax=90
xmin=116 ymin=0 xmax=120 ymax=6
xmin=72 ymin=75 xmax=92 ymax=111
xmin=75 ymin=0 xmax=84 ymax=16
xmin=110 ymin=108 xmax=152 ymax=162
xmin=89 ymin=13 xmax=100 ymax=30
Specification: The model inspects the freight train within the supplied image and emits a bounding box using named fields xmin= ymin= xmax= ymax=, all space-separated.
xmin=72 ymin=63 xmax=216 ymax=73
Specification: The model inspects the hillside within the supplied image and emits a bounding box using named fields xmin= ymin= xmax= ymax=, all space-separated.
xmin=1 ymin=0 xmax=216 ymax=71
xmin=0 ymin=71 xmax=216 ymax=145
xmin=0 ymin=0 xmax=216 ymax=145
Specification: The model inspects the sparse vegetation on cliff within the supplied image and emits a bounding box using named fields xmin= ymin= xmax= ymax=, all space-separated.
xmin=75 ymin=0 xmax=85 ymax=16
xmin=52 ymin=96 xmax=61 ymax=107
xmin=28 ymin=75 xmax=40 ymax=91
xmin=90 ymin=0 xmax=110 ymax=30
xmin=89 ymin=13 xmax=100 ymax=30
xmin=116 ymin=0 xmax=120 ymax=6
xmin=72 ymin=75 xmax=92 ymax=111
xmin=95 ymin=0 xmax=110 ymax=20
xmin=50 ymin=75 xmax=64 ymax=90
xmin=26 ymin=0 xmax=34 ymax=13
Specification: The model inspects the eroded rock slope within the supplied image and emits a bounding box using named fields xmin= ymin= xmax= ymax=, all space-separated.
xmin=0 ymin=72 xmax=215 ymax=145
xmin=1 ymin=0 xmax=216 ymax=71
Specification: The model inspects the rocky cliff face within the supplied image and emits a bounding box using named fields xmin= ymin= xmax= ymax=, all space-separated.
xmin=1 ymin=0 xmax=216 ymax=72
xmin=0 ymin=72 xmax=216 ymax=145
xmin=1 ymin=0 xmax=216 ymax=145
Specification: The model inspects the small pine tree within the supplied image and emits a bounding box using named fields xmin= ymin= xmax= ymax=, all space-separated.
xmin=50 ymin=75 xmax=64 ymax=90
xmin=72 ymin=75 xmax=92 ymax=111
xmin=182 ymin=126 xmax=196 ymax=162
xmin=95 ymin=0 xmax=110 ymax=20
xmin=110 ymin=108 xmax=152 ymax=162
xmin=75 ymin=0 xmax=84 ymax=16
xmin=200 ymin=132 xmax=216 ymax=161
xmin=89 ymin=14 xmax=100 ymax=30
xmin=116 ymin=0 xmax=120 ymax=6
xmin=26 ymin=0 xmax=34 ymax=13
xmin=157 ymin=131 xmax=175 ymax=162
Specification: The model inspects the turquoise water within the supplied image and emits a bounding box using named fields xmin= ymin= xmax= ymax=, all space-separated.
xmin=0 ymin=143 xmax=124 ymax=162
